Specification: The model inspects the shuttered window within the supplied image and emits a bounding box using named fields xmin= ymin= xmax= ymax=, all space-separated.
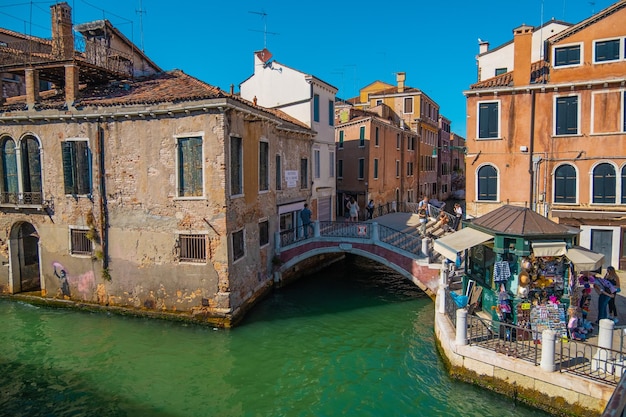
xmin=230 ymin=137 xmax=243 ymax=195
xmin=21 ymin=136 xmax=42 ymax=199
xmin=0 ymin=137 xmax=18 ymax=204
xmin=554 ymin=45 xmax=581 ymax=67
xmin=177 ymin=137 xmax=203 ymax=197
xmin=259 ymin=141 xmax=269 ymax=191
xmin=477 ymin=165 xmax=498 ymax=201
xmin=478 ymin=102 xmax=499 ymax=139
xmin=593 ymin=163 xmax=616 ymax=204
xmin=62 ymin=140 xmax=91 ymax=196
xmin=555 ymin=96 xmax=578 ymax=136
xmin=594 ymin=39 xmax=620 ymax=62
xmin=554 ymin=164 xmax=577 ymax=204
xmin=359 ymin=126 xmax=365 ymax=147
xmin=313 ymin=94 xmax=320 ymax=122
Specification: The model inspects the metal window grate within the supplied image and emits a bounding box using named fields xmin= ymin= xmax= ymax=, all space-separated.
xmin=71 ymin=229 xmax=92 ymax=255
xmin=179 ymin=234 xmax=206 ymax=263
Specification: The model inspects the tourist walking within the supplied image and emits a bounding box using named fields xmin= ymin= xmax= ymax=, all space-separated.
xmin=366 ymin=200 xmax=374 ymax=220
xmin=594 ymin=274 xmax=616 ymax=323
xmin=605 ymin=266 xmax=621 ymax=321
xmin=417 ymin=207 xmax=428 ymax=236
xmin=453 ymin=203 xmax=463 ymax=230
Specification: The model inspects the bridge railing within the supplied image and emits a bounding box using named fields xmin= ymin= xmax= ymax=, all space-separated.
xmin=276 ymin=220 xmax=424 ymax=257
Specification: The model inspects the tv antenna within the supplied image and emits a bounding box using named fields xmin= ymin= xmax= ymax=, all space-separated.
xmin=136 ymin=0 xmax=147 ymax=52
xmin=249 ymin=10 xmax=279 ymax=49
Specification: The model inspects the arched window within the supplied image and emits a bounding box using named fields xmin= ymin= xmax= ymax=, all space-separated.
xmin=20 ymin=135 xmax=42 ymax=204
xmin=477 ymin=165 xmax=498 ymax=201
xmin=0 ymin=137 xmax=18 ymax=204
xmin=592 ymin=163 xmax=616 ymax=203
xmin=554 ymin=164 xmax=577 ymax=203
xmin=622 ymin=166 xmax=626 ymax=204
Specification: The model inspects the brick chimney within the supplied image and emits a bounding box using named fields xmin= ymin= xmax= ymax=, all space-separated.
xmin=479 ymin=39 xmax=489 ymax=54
xmin=65 ymin=64 xmax=79 ymax=106
xmin=396 ymin=72 xmax=406 ymax=93
xmin=513 ymin=24 xmax=533 ymax=87
xmin=25 ymin=68 xmax=40 ymax=109
xmin=51 ymin=2 xmax=74 ymax=60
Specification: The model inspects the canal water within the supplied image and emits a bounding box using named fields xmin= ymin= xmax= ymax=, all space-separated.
xmin=0 ymin=256 xmax=550 ymax=417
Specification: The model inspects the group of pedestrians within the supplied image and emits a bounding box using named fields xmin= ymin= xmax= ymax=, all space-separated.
xmin=593 ymin=266 xmax=621 ymax=323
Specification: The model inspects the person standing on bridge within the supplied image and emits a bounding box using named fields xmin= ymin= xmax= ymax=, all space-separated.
xmin=347 ymin=197 xmax=359 ymax=222
xmin=300 ymin=203 xmax=312 ymax=238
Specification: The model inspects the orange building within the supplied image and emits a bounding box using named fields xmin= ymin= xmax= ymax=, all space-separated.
xmin=465 ymin=0 xmax=626 ymax=268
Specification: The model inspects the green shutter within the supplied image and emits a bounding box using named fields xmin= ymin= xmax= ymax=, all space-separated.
xmin=61 ymin=141 xmax=76 ymax=195
xmin=2 ymin=139 xmax=18 ymax=199
xmin=75 ymin=141 xmax=91 ymax=195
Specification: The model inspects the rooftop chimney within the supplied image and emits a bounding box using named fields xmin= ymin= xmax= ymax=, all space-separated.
xmin=396 ymin=72 xmax=406 ymax=93
xmin=479 ymin=39 xmax=489 ymax=54
xmin=513 ymin=24 xmax=533 ymax=87
xmin=51 ymin=2 xmax=74 ymax=60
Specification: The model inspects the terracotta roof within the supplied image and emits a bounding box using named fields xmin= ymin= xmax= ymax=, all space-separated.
xmin=470 ymin=205 xmax=576 ymax=237
xmin=0 ymin=70 xmax=312 ymax=132
xmin=369 ymin=86 xmax=422 ymax=96
xmin=470 ymin=61 xmax=550 ymax=89
xmin=0 ymin=28 xmax=51 ymax=45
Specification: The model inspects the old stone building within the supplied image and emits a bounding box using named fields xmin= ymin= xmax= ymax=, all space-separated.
xmin=0 ymin=3 xmax=314 ymax=326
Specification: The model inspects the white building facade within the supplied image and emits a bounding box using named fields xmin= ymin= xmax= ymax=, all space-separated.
xmin=240 ymin=49 xmax=338 ymax=222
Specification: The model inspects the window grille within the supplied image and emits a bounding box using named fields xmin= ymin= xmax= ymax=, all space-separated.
xmin=179 ymin=234 xmax=207 ymax=263
xmin=70 ymin=229 xmax=92 ymax=255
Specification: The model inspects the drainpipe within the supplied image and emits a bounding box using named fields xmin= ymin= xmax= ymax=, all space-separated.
xmin=96 ymin=124 xmax=109 ymax=273
xmin=528 ymin=90 xmax=536 ymax=210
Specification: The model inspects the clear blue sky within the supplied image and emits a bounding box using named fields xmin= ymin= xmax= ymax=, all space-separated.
xmin=1 ymin=0 xmax=615 ymax=135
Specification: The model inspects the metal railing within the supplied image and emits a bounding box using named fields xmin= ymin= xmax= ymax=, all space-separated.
xmin=557 ymin=340 xmax=626 ymax=385
xmin=467 ymin=314 xmax=541 ymax=365
xmin=0 ymin=191 xmax=44 ymax=206
xmin=378 ymin=224 xmax=422 ymax=255
xmin=444 ymin=289 xmax=458 ymax=327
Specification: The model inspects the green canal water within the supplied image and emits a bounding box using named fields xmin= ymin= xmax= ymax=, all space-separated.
xmin=0 ymin=257 xmax=550 ymax=417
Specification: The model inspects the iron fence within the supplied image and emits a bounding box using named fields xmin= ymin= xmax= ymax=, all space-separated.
xmin=318 ymin=221 xmax=371 ymax=239
xmin=444 ymin=289 xmax=458 ymax=327
xmin=467 ymin=314 xmax=541 ymax=365
xmin=557 ymin=339 xmax=626 ymax=385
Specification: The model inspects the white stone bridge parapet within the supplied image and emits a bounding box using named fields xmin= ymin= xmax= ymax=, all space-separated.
xmin=274 ymin=218 xmax=441 ymax=298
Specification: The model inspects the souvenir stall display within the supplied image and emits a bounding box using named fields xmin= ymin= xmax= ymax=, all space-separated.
xmin=514 ymin=254 xmax=569 ymax=341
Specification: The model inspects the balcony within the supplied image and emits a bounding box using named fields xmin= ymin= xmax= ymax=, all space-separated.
xmin=0 ymin=192 xmax=52 ymax=211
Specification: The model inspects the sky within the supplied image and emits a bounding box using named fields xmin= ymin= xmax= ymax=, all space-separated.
xmin=0 ymin=0 xmax=617 ymax=135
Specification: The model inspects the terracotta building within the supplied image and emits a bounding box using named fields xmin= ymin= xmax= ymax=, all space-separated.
xmin=335 ymin=104 xmax=418 ymax=217
xmin=0 ymin=3 xmax=314 ymax=326
xmin=464 ymin=0 xmax=626 ymax=268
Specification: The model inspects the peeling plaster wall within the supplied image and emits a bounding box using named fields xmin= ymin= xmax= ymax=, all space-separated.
xmin=0 ymin=101 xmax=313 ymax=324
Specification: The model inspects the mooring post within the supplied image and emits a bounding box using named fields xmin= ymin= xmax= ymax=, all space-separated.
xmin=540 ymin=330 xmax=556 ymax=372
xmin=456 ymin=309 xmax=467 ymax=346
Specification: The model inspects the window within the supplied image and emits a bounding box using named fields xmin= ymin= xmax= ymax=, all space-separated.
xmin=338 ymin=131 xmax=344 ymax=149
xmin=554 ymin=164 xmax=577 ymax=203
xmin=259 ymin=141 xmax=269 ymax=191
xmin=275 ymin=154 xmax=282 ymax=190
xmin=622 ymin=166 xmax=626 ymax=204
xmin=328 ymin=100 xmax=334 ymax=126
xmin=359 ymin=126 xmax=365 ymax=147
xmin=407 ymin=162 xmax=414 ymax=176
xmin=555 ymin=96 xmax=578 ymax=136
xmin=232 ymin=230 xmax=245 ymax=261
xmin=477 ymin=165 xmax=498 ymax=201
xmin=495 ymin=68 xmax=507 ymax=76
xmin=313 ymin=94 xmax=320 ymax=122
xmin=21 ymin=136 xmax=42 ymax=203
xmin=358 ymin=158 xmax=364 ymax=180
xmin=230 ymin=136 xmax=243 ymax=195
xmin=178 ymin=234 xmax=207 ymax=263
xmin=396 ymin=133 xmax=400 ymax=149
xmin=314 ymin=149 xmax=320 ymax=179
xmin=554 ymin=44 xmax=581 ymax=67
xmin=624 ymin=92 xmax=626 ymax=133
xmin=0 ymin=136 xmax=18 ymax=204
xmin=300 ymin=158 xmax=308 ymax=189
xmin=477 ymin=101 xmax=499 ymax=139
xmin=259 ymin=220 xmax=269 ymax=247
xmin=408 ymin=136 xmax=415 ymax=151
xmin=338 ymin=159 xmax=343 ymax=178
xmin=594 ymin=39 xmax=620 ymax=63
xmin=376 ymin=99 xmax=383 ymax=105
xmin=404 ymin=97 xmax=413 ymax=113
xmin=375 ymin=127 xmax=379 ymax=146
xmin=70 ymin=228 xmax=92 ymax=256
xmin=395 ymin=160 xmax=400 ymax=177
xmin=373 ymin=159 xmax=379 ymax=179
xmin=593 ymin=163 xmax=616 ymax=203
xmin=329 ymin=151 xmax=335 ymax=178
xmin=62 ymin=140 xmax=91 ymax=196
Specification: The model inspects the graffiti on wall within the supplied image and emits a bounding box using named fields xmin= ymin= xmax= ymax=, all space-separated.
xmin=52 ymin=262 xmax=95 ymax=300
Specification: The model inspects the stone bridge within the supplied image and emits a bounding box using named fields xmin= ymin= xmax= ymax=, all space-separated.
xmin=273 ymin=213 xmax=443 ymax=298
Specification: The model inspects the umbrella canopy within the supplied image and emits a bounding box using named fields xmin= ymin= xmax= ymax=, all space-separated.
xmin=566 ymin=246 xmax=605 ymax=271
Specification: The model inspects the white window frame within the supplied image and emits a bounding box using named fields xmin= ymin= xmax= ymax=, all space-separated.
xmin=403 ymin=97 xmax=413 ymax=114
xmin=593 ymin=37 xmax=623 ymax=64
xmin=551 ymin=163 xmax=580 ymax=205
xmin=589 ymin=160 xmax=618 ymax=205
xmin=552 ymin=42 xmax=583 ymax=69
xmin=476 ymin=100 xmax=501 ymax=140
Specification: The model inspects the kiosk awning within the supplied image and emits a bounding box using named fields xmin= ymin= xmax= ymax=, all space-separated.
xmin=433 ymin=228 xmax=493 ymax=261
xmin=566 ymin=246 xmax=605 ymax=271
xmin=531 ymin=241 xmax=567 ymax=257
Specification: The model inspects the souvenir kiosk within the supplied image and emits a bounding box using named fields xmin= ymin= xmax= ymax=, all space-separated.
xmin=436 ymin=205 xmax=586 ymax=341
